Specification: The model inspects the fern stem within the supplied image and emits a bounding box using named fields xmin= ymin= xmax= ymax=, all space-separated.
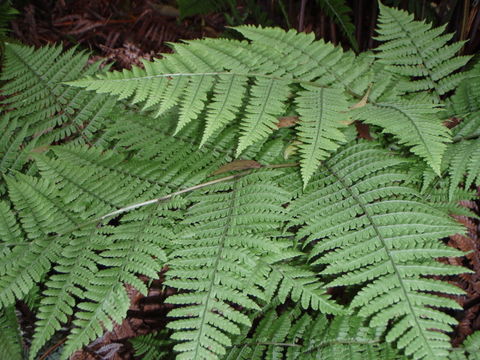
xmin=80 ymin=71 xmax=349 ymax=93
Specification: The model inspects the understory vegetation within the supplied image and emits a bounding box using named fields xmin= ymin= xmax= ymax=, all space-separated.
xmin=1 ymin=1 xmax=480 ymax=359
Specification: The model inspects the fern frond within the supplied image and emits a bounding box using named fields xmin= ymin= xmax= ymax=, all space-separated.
xmin=165 ymin=171 xmax=315 ymax=359
xmin=0 ymin=174 xmax=75 ymax=308
xmin=201 ymin=74 xmax=247 ymax=146
xmin=28 ymin=226 xmax=102 ymax=359
xmin=130 ymin=331 xmax=173 ymax=360
xmin=0 ymin=114 xmax=37 ymax=188
xmin=233 ymin=25 xmax=371 ymax=90
xmin=226 ymin=307 xmax=405 ymax=360
xmin=454 ymin=331 xmax=480 ymax=360
xmin=450 ymin=66 xmax=480 ymax=142
xmin=315 ymin=0 xmax=358 ymax=51
xmin=375 ymin=3 xmax=471 ymax=100
xmin=0 ymin=3 xmax=17 ymax=43
xmin=59 ymin=208 xmax=171 ymax=359
xmin=104 ymin=112 xmax=237 ymax=189
xmin=237 ymin=77 xmax=291 ymax=154
xmin=32 ymin=144 xmax=168 ymax=218
xmin=352 ymin=99 xmax=450 ymax=175
xmin=28 ymin=193 xmax=174 ymax=359
xmin=0 ymin=306 xmax=23 ymax=360
xmin=290 ymin=141 xmax=468 ymax=359
xmin=446 ymin=139 xmax=480 ymax=199
xmin=24 ymin=115 xmax=249 ymax=358
xmin=262 ymin=260 xmax=341 ymax=314
xmin=1 ymin=43 xmax=115 ymax=145
xmin=60 ymin=273 xmax=131 ymax=359
xmin=68 ymin=26 xmax=372 ymax=185
xmin=296 ymin=85 xmax=348 ymax=184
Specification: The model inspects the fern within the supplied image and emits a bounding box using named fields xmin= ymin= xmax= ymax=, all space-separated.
xmin=67 ymin=12 xmax=463 ymax=183
xmin=0 ymin=306 xmax=23 ymax=360
xmin=225 ymin=307 xmax=405 ymax=360
xmin=1 ymin=43 xmax=116 ymax=147
xmin=352 ymin=99 xmax=450 ymax=175
xmin=0 ymin=3 xmax=477 ymax=360
xmin=67 ymin=25 xmax=371 ymax=185
xmin=165 ymin=170 xmax=339 ymax=359
xmin=375 ymin=3 xmax=471 ymax=100
xmin=130 ymin=331 xmax=173 ymax=360
xmin=419 ymin=67 xmax=480 ymax=199
xmin=0 ymin=2 xmax=17 ymax=43
xmin=289 ymin=141 xmax=468 ymax=359
xmin=315 ymin=0 xmax=358 ymax=51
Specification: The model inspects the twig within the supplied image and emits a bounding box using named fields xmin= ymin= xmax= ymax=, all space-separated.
xmin=298 ymin=0 xmax=308 ymax=32
xmin=100 ymin=163 xmax=298 ymax=220
xmin=99 ymin=170 xmax=252 ymax=220
xmin=39 ymin=337 xmax=67 ymax=360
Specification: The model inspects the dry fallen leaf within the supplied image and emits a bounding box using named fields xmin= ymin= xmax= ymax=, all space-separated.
xmin=276 ymin=116 xmax=299 ymax=128
xmin=30 ymin=144 xmax=50 ymax=154
xmin=349 ymin=84 xmax=372 ymax=110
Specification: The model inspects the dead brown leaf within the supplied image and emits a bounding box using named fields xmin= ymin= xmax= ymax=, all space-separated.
xmin=276 ymin=116 xmax=299 ymax=128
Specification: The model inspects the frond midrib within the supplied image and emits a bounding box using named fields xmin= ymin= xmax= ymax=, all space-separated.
xmin=72 ymin=71 xmax=329 ymax=91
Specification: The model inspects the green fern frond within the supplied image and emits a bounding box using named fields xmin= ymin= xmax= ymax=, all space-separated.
xmin=262 ymin=260 xmax=341 ymax=314
xmin=0 ymin=306 xmax=23 ymax=360
xmin=67 ymin=26 xmax=372 ymax=185
xmin=29 ymin=204 xmax=173 ymax=359
xmin=352 ymin=99 xmax=450 ymax=175
xmin=0 ymin=174 xmax=75 ymax=308
xmin=0 ymin=114 xmax=38 ymax=187
xmin=60 ymin=209 xmax=171 ymax=359
xmin=130 ymin=331 xmax=173 ymax=360
xmin=296 ymin=85 xmax=348 ymax=184
xmin=165 ymin=170 xmax=332 ymax=359
xmin=375 ymin=3 xmax=471 ymax=100
xmin=451 ymin=331 xmax=480 ymax=360
xmin=24 ymin=115 xmax=249 ymax=359
xmin=450 ymin=65 xmax=480 ymax=143
xmin=0 ymin=2 xmax=17 ymax=40
xmin=104 ymin=112 xmax=238 ymax=190
xmin=315 ymin=0 xmax=358 ymax=51
xmin=446 ymin=139 xmax=480 ymax=199
xmin=233 ymin=25 xmax=371 ymax=91
xmin=226 ymin=307 xmax=405 ymax=360
xmin=290 ymin=141 xmax=468 ymax=359
xmin=60 ymin=274 xmax=130 ymax=359
xmin=1 ymin=43 xmax=115 ymax=145
xmin=28 ymin=227 xmax=102 ymax=359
